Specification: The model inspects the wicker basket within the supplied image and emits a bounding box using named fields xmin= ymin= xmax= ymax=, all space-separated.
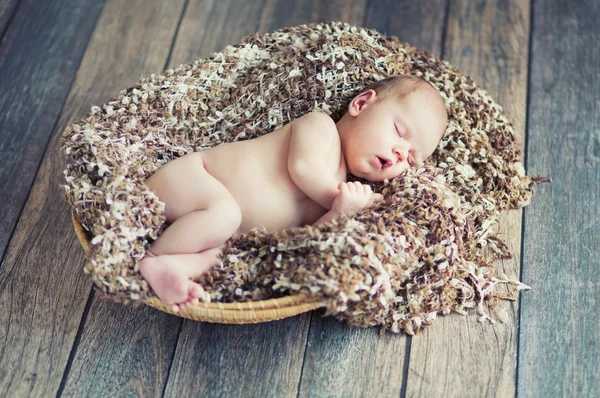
xmin=71 ymin=209 xmax=325 ymax=323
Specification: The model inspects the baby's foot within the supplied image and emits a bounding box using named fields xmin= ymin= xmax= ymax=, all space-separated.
xmin=140 ymin=255 xmax=206 ymax=312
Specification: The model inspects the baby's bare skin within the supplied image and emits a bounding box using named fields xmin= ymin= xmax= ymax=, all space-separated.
xmin=140 ymin=118 xmax=347 ymax=311
xmin=140 ymin=79 xmax=448 ymax=311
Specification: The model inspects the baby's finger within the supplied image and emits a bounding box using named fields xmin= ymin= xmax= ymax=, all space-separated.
xmin=372 ymin=193 xmax=384 ymax=202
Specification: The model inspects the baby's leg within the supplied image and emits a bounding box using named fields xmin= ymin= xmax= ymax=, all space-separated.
xmin=140 ymin=152 xmax=242 ymax=309
xmin=148 ymin=201 xmax=240 ymax=255
xmin=144 ymin=151 xmax=242 ymax=254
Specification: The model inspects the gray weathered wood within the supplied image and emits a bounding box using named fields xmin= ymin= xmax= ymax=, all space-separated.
xmin=292 ymin=2 xmax=447 ymax=397
xmin=53 ymin=1 xmax=188 ymax=397
xmin=0 ymin=0 xmax=105 ymax=266
xmin=406 ymin=1 xmax=531 ymax=396
xmin=58 ymin=303 xmax=180 ymax=397
xmin=518 ymin=0 xmax=600 ymax=396
xmin=166 ymin=318 xmax=312 ymax=397
xmin=363 ymin=0 xmax=447 ymax=52
xmin=258 ymin=0 xmax=366 ymax=31
xmin=169 ymin=0 xmax=267 ymax=66
xmin=0 ymin=0 xmax=19 ymax=40
xmin=0 ymin=1 xmax=107 ymax=396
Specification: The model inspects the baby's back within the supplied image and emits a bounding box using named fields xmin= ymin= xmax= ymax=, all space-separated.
xmin=200 ymin=125 xmax=327 ymax=237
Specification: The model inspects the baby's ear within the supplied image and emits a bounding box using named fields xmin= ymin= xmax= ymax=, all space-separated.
xmin=349 ymin=89 xmax=377 ymax=116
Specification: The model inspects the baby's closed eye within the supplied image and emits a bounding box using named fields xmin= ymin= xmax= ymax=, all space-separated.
xmin=394 ymin=122 xmax=405 ymax=137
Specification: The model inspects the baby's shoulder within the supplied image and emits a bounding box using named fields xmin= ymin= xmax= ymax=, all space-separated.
xmin=293 ymin=111 xmax=336 ymax=128
xmin=290 ymin=112 xmax=337 ymax=141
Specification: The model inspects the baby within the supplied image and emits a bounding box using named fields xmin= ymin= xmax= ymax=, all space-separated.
xmin=139 ymin=75 xmax=448 ymax=311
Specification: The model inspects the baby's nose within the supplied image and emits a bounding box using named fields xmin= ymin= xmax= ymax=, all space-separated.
xmin=393 ymin=144 xmax=410 ymax=162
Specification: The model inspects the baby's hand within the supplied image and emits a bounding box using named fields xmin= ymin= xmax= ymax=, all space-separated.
xmin=332 ymin=182 xmax=384 ymax=216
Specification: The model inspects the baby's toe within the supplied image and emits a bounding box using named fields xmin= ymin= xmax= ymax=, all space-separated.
xmin=181 ymin=298 xmax=199 ymax=310
xmin=200 ymin=289 xmax=211 ymax=303
xmin=188 ymin=283 xmax=204 ymax=300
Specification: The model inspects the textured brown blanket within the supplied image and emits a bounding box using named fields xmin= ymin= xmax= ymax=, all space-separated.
xmin=60 ymin=22 xmax=540 ymax=335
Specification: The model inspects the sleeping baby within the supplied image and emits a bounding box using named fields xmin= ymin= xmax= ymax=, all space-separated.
xmin=140 ymin=75 xmax=448 ymax=311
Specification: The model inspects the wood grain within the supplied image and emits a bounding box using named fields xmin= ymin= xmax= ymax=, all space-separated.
xmin=55 ymin=1 xmax=187 ymax=396
xmin=257 ymin=0 xmax=366 ymax=32
xmin=289 ymin=3 xmax=447 ymax=397
xmin=518 ymin=0 xmax=600 ymax=395
xmin=0 ymin=1 xmax=106 ymax=396
xmin=406 ymin=1 xmax=531 ymax=397
xmin=0 ymin=0 xmax=104 ymax=272
xmin=0 ymin=0 xmax=19 ymax=40
xmin=58 ymin=303 xmax=180 ymax=397
xmin=363 ymin=0 xmax=447 ymax=54
xmin=169 ymin=0 xmax=267 ymax=67
xmin=0 ymin=1 xmax=186 ymax=397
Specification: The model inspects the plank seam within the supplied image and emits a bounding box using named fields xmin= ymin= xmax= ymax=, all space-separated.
xmin=160 ymin=320 xmax=184 ymax=398
xmin=164 ymin=0 xmax=190 ymax=70
xmin=0 ymin=0 xmax=23 ymax=52
xmin=295 ymin=313 xmax=313 ymax=398
xmin=400 ymin=336 xmax=412 ymax=398
xmin=0 ymin=0 xmax=107 ymax=274
xmin=362 ymin=0 xmax=373 ymax=27
xmin=55 ymin=289 xmax=96 ymax=397
xmin=440 ymin=0 xmax=451 ymax=59
xmin=516 ymin=0 xmax=536 ymax=396
xmin=0 ymin=0 xmax=33 ymax=271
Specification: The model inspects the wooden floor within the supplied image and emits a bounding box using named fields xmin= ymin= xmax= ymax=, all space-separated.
xmin=0 ymin=0 xmax=598 ymax=396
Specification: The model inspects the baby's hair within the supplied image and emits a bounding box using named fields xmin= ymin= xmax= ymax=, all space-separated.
xmin=362 ymin=75 xmax=438 ymax=102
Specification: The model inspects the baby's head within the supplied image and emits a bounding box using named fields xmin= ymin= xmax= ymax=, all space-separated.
xmin=337 ymin=75 xmax=448 ymax=182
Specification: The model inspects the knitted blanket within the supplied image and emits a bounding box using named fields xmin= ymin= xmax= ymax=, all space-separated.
xmin=59 ymin=21 xmax=540 ymax=335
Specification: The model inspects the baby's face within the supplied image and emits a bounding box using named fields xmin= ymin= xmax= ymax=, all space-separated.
xmin=339 ymin=88 xmax=447 ymax=182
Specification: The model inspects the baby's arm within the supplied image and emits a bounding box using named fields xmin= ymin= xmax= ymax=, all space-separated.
xmin=311 ymin=182 xmax=383 ymax=228
xmin=287 ymin=112 xmax=341 ymax=210
xmin=311 ymin=209 xmax=339 ymax=227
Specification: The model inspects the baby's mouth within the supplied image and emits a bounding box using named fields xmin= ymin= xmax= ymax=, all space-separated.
xmin=375 ymin=156 xmax=392 ymax=170
xmin=374 ymin=156 xmax=386 ymax=170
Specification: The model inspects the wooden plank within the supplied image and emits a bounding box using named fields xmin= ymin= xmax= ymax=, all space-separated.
xmin=0 ymin=0 xmax=104 ymax=265
xmin=169 ymin=0 xmax=268 ymax=65
xmin=162 ymin=1 xmax=372 ymax=397
xmin=0 ymin=0 xmax=19 ymax=39
xmin=57 ymin=304 xmax=180 ymax=397
xmin=257 ymin=0 xmax=366 ymax=30
xmin=292 ymin=2 xmax=447 ymax=397
xmin=0 ymin=1 xmax=108 ymax=396
xmin=363 ymin=0 xmax=447 ymax=53
xmin=405 ymin=1 xmax=531 ymax=396
xmin=518 ymin=0 xmax=600 ymax=396
xmin=51 ymin=1 xmax=187 ymax=397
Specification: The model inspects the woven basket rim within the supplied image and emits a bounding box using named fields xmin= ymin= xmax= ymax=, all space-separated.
xmin=70 ymin=209 xmax=325 ymax=319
